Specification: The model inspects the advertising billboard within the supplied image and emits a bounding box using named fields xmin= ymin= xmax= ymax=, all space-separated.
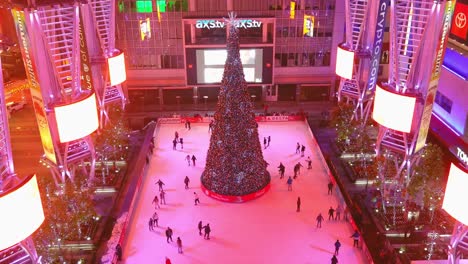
xmin=336 ymin=46 xmax=355 ymax=79
xmin=303 ymin=15 xmax=315 ymax=37
xmin=54 ymin=93 xmax=99 ymax=143
xmin=372 ymin=85 xmax=416 ymax=133
xmin=442 ymin=163 xmax=468 ymax=225
xmin=108 ymin=51 xmax=126 ymax=86
xmin=450 ymin=2 xmax=468 ymax=41
xmin=12 ymin=9 xmax=57 ymax=163
xmin=0 ymin=174 xmax=44 ymax=250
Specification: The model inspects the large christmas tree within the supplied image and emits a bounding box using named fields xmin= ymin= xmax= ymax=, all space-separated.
xmin=201 ymin=14 xmax=270 ymax=199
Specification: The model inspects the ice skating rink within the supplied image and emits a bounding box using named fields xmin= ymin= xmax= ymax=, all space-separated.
xmin=123 ymin=121 xmax=368 ymax=264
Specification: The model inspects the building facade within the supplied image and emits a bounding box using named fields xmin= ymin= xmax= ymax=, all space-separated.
xmin=115 ymin=0 xmax=344 ymax=108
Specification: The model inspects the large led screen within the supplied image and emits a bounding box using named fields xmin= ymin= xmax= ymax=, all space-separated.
xmin=55 ymin=93 xmax=99 ymax=143
xmin=372 ymin=85 xmax=416 ymax=133
xmin=336 ymin=46 xmax=355 ymax=79
xmin=0 ymin=174 xmax=44 ymax=250
xmin=443 ymin=163 xmax=468 ymax=225
xmin=108 ymin=51 xmax=127 ymax=86
xmin=195 ymin=49 xmax=263 ymax=84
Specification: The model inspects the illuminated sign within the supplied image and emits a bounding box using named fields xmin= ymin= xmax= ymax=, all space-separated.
xmin=54 ymin=93 xmax=99 ymax=143
xmin=139 ymin=18 xmax=151 ymax=40
xmin=303 ymin=15 xmax=315 ymax=37
xmin=136 ymin=0 xmax=153 ymax=13
xmin=290 ymin=1 xmax=296 ymax=19
xmin=451 ymin=3 xmax=468 ymax=40
xmin=79 ymin=12 xmax=93 ymax=91
xmin=366 ymin=0 xmax=390 ymax=91
xmin=443 ymin=163 xmax=468 ymax=225
xmin=108 ymin=51 xmax=126 ymax=86
xmin=416 ymin=1 xmax=456 ymax=152
xmin=12 ymin=9 xmax=57 ymax=163
xmin=195 ymin=19 xmax=262 ymax=29
xmin=336 ymin=45 xmax=355 ymax=79
xmin=372 ymin=85 xmax=416 ymax=133
xmin=457 ymin=147 xmax=468 ymax=167
xmin=0 ymin=174 xmax=45 ymax=250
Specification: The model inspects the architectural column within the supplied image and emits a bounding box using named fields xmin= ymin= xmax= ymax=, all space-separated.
xmin=158 ymin=87 xmax=164 ymax=105
xmin=227 ymin=0 xmax=233 ymax=11
xmin=189 ymin=0 xmax=196 ymax=11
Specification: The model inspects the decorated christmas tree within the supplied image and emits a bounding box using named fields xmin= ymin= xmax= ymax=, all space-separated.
xmin=201 ymin=13 xmax=270 ymax=200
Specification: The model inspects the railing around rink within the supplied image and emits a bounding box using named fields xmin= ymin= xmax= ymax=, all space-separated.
xmin=109 ymin=121 xmax=156 ymax=264
xmin=304 ymin=118 xmax=375 ymax=264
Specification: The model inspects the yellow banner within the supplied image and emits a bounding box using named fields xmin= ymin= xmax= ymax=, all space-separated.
xmin=12 ymin=9 xmax=57 ymax=164
xmin=303 ymin=15 xmax=315 ymax=37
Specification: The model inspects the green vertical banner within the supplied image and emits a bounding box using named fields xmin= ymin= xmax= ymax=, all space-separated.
xmin=12 ymin=8 xmax=57 ymax=164
xmin=415 ymin=0 xmax=457 ymax=152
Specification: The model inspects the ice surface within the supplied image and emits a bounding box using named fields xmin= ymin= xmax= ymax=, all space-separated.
xmin=123 ymin=121 xmax=368 ymax=264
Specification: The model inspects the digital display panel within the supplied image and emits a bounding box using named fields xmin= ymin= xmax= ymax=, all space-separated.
xmin=139 ymin=18 xmax=151 ymax=40
xmin=443 ymin=163 xmax=468 ymax=225
xmin=0 ymin=175 xmax=44 ymax=250
xmin=54 ymin=93 xmax=99 ymax=143
xmin=336 ymin=46 xmax=355 ymax=79
xmin=372 ymin=85 xmax=416 ymax=133
xmin=108 ymin=51 xmax=126 ymax=86
xmin=196 ymin=49 xmax=263 ymax=84
xmin=303 ymin=15 xmax=315 ymax=37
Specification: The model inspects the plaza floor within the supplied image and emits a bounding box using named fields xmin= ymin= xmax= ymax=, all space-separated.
xmin=122 ymin=121 xmax=368 ymax=264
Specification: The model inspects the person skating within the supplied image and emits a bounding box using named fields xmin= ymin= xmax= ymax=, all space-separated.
xmin=263 ymin=137 xmax=267 ymax=149
xmin=327 ymin=181 xmax=334 ymax=195
xmin=194 ymin=192 xmax=200 ymax=205
xmin=152 ymin=195 xmax=160 ymax=209
xmin=184 ymin=176 xmax=190 ymax=189
xmin=287 ymin=176 xmax=293 ymax=191
xmin=187 ymin=120 xmax=191 ymax=130
xmin=278 ymin=162 xmax=285 ymax=179
xmin=179 ymin=138 xmax=184 ymax=149
xmin=328 ymin=206 xmax=335 ymax=220
xmin=191 ymin=155 xmax=197 ymax=166
xmin=296 ymin=196 xmax=301 ymax=212
xmin=186 ymin=154 xmax=191 ymax=166
xmin=306 ymin=156 xmax=312 ymax=169
xmin=175 ymin=131 xmax=179 ymax=141
xmin=177 ymin=237 xmax=183 ymax=254
xmin=295 ymin=142 xmax=300 ymax=154
xmin=331 ymin=254 xmax=338 ymax=264
xmin=148 ymin=217 xmax=154 ymax=231
xmin=335 ymin=205 xmax=342 ymax=220
xmin=165 ymin=257 xmax=172 ymax=264
xmin=208 ymin=120 xmax=214 ymax=133
xmin=115 ymin=244 xmax=122 ymax=261
xmin=172 ymin=138 xmax=177 ymax=150
xmin=301 ymin=144 xmax=306 ymax=157
xmin=160 ymin=190 xmax=166 ymax=205
xmin=152 ymin=211 xmax=159 ymax=227
xmin=203 ymin=223 xmax=211 ymax=239
xmin=165 ymin=227 xmax=173 ymax=243
xmin=316 ymin=213 xmax=324 ymax=228
xmin=334 ymin=239 xmax=341 ymax=255
xmin=350 ymin=230 xmax=360 ymax=247
xmin=156 ymin=179 xmax=165 ymax=191
xmin=293 ymin=162 xmax=303 ymax=179
xmin=198 ymin=220 xmax=203 ymax=236
xmin=267 ymin=136 xmax=271 ymax=147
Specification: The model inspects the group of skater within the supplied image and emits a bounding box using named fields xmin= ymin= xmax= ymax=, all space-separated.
xmin=142 ymin=120 xmax=362 ymax=263
xmin=148 ymin=177 xmax=213 ymax=258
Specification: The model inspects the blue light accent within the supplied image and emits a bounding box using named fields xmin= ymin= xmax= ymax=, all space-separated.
xmin=442 ymin=49 xmax=468 ymax=80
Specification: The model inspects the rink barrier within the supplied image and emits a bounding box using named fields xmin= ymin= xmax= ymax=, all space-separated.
xmin=201 ymin=183 xmax=271 ymax=203
xmin=157 ymin=115 xmax=305 ymax=124
xmin=109 ymin=122 xmax=157 ymax=264
xmin=304 ymin=118 xmax=375 ymax=264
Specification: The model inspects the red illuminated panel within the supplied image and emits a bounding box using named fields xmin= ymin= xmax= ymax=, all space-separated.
xmin=336 ymin=46 xmax=355 ymax=79
xmin=372 ymin=85 xmax=416 ymax=133
xmin=0 ymin=175 xmax=44 ymax=250
xmin=54 ymin=93 xmax=99 ymax=143
xmin=451 ymin=3 xmax=468 ymax=40
xmin=443 ymin=163 xmax=468 ymax=225
xmin=108 ymin=52 xmax=127 ymax=86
